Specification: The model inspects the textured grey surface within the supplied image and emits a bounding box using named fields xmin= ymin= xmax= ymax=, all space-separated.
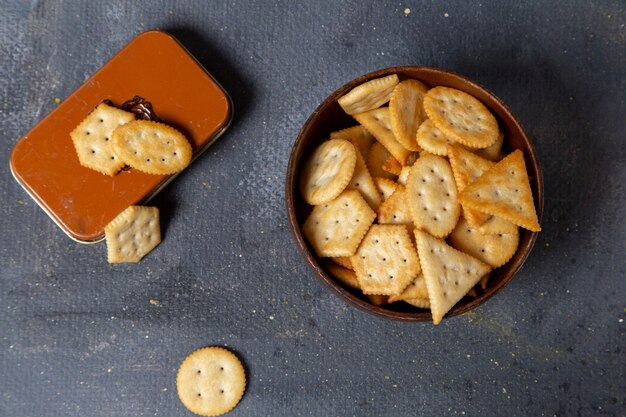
xmin=1 ymin=1 xmax=625 ymax=416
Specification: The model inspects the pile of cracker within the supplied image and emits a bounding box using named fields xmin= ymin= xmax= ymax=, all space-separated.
xmin=300 ymin=74 xmax=541 ymax=324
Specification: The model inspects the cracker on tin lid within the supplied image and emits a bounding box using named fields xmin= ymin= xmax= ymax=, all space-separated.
xmin=459 ymin=150 xmax=541 ymax=232
xmin=388 ymin=273 xmax=428 ymax=303
xmin=70 ymin=103 xmax=135 ymax=176
xmin=346 ymin=147 xmax=382 ymax=210
xmin=302 ymin=189 xmax=376 ymax=257
xmin=389 ymin=79 xmax=429 ymax=151
xmin=415 ymin=119 xmax=463 ymax=156
xmin=351 ymin=224 xmax=421 ymax=296
xmin=111 ymin=119 xmax=192 ymax=175
xmin=405 ymin=154 xmax=460 ymax=238
xmin=299 ymin=139 xmax=357 ymax=206
xmin=176 ymin=346 xmax=246 ymax=417
xmin=338 ymin=74 xmax=399 ymax=115
xmin=353 ymin=107 xmax=412 ymax=165
xmin=104 ymin=205 xmax=161 ymax=263
xmin=423 ymin=86 xmax=499 ymax=149
xmin=325 ymin=261 xmax=360 ymax=289
xmin=414 ymin=230 xmax=491 ymax=325
xmin=367 ymin=142 xmax=396 ymax=180
xmin=330 ymin=125 xmax=375 ymax=158
xmin=447 ymin=144 xmax=494 ymax=227
xmin=449 ymin=217 xmax=519 ymax=268
xmin=373 ymin=177 xmax=399 ymax=201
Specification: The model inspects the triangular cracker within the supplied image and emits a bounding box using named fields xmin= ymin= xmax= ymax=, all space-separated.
xmin=447 ymin=144 xmax=494 ymax=227
xmin=459 ymin=150 xmax=541 ymax=232
xmin=353 ymin=107 xmax=411 ymax=165
xmin=330 ymin=125 xmax=375 ymax=158
xmin=389 ymin=79 xmax=429 ymax=151
xmin=414 ymin=230 xmax=491 ymax=324
xmin=302 ymin=190 xmax=376 ymax=257
xmin=347 ymin=147 xmax=382 ymax=210
xmin=351 ymin=225 xmax=421 ymax=295
xmin=373 ymin=177 xmax=398 ymax=201
xmin=377 ymin=185 xmax=412 ymax=227
xmin=338 ymin=74 xmax=399 ymax=115
xmin=388 ymin=273 xmax=428 ymax=303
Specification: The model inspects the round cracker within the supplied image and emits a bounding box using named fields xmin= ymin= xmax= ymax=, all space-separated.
xmin=177 ymin=347 xmax=246 ymax=417
xmin=300 ymin=139 xmax=357 ymax=205
xmin=423 ymin=87 xmax=499 ymax=148
xmin=449 ymin=217 xmax=519 ymax=268
xmin=416 ymin=119 xmax=463 ymax=156
xmin=389 ymin=79 xmax=429 ymax=151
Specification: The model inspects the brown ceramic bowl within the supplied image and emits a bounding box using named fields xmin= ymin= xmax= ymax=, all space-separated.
xmin=286 ymin=66 xmax=543 ymax=322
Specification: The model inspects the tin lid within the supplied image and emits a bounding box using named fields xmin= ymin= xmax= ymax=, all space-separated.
xmin=10 ymin=30 xmax=233 ymax=243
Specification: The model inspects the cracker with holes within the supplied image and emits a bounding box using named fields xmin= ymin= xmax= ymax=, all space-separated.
xmin=330 ymin=125 xmax=375 ymax=158
xmin=377 ymin=185 xmax=412 ymax=227
xmin=374 ymin=177 xmax=398 ymax=201
xmin=353 ymin=107 xmax=412 ymax=165
xmin=423 ymin=86 xmax=499 ymax=149
xmin=176 ymin=346 xmax=246 ymax=417
xmin=367 ymin=142 xmax=396 ymax=180
xmin=449 ymin=217 xmax=519 ymax=268
xmin=459 ymin=150 xmax=541 ymax=231
xmin=111 ymin=120 xmax=192 ymax=175
xmin=414 ymin=230 xmax=491 ymax=324
xmin=477 ymin=215 xmax=518 ymax=235
xmin=416 ymin=119 xmax=465 ymax=156
xmin=388 ymin=273 xmax=428 ymax=303
xmin=302 ymin=190 xmax=375 ymax=257
xmin=351 ymin=225 xmax=421 ymax=295
xmin=70 ymin=103 xmax=135 ymax=176
xmin=406 ymin=154 xmax=460 ymax=238
xmin=389 ymin=79 xmax=429 ymax=151
xmin=331 ymin=256 xmax=353 ymax=270
xmin=447 ymin=144 xmax=494 ymax=227
xmin=299 ymin=139 xmax=357 ymax=205
xmin=104 ymin=205 xmax=161 ymax=263
xmin=338 ymin=74 xmax=399 ymax=115
xmin=346 ymin=147 xmax=382 ymax=210
xmin=325 ymin=261 xmax=360 ymax=289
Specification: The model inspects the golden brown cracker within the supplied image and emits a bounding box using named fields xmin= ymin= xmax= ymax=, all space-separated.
xmin=388 ymin=274 xmax=428 ymax=302
xmin=176 ymin=347 xmax=246 ymax=417
xmin=389 ymin=79 xmax=429 ymax=151
xmin=300 ymin=139 xmax=357 ymax=205
xmin=325 ymin=261 xmax=360 ymax=289
xmin=330 ymin=125 xmax=375 ymax=158
xmin=105 ymin=206 xmax=161 ymax=263
xmin=367 ymin=142 xmax=396 ymax=180
xmin=423 ymin=86 xmax=499 ymax=148
xmin=477 ymin=215 xmax=519 ymax=235
xmin=382 ymin=155 xmax=402 ymax=176
xmin=347 ymin=147 xmax=382 ymax=210
xmin=302 ymin=190 xmax=376 ymax=257
xmin=331 ymin=256 xmax=353 ymax=270
xmin=474 ymin=130 xmax=504 ymax=161
xmin=353 ymin=107 xmax=412 ymax=165
xmin=70 ymin=103 xmax=135 ymax=176
xmin=403 ymin=297 xmax=430 ymax=309
xmin=449 ymin=217 xmax=519 ymax=268
xmin=459 ymin=150 xmax=541 ymax=232
xmin=338 ymin=74 xmax=399 ymax=115
xmin=415 ymin=119 xmax=462 ymax=156
xmin=374 ymin=177 xmax=399 ymax=200
xmin=377 ymin=185 xmax=412 ymax=227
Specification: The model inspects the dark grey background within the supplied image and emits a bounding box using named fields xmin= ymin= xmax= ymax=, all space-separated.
xmin=1 ymin=1 xmax=624 ymax=416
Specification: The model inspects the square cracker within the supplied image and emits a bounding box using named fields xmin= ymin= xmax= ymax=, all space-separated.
xmin=414 ymin=230 xmax=491 ymax=324
xmin=70 ymin=103 xmax=135 ymax=176
xmin=459 ymin=150 xmax=541 ymax=232
xmin=353 ymin=107 xmax=412 ymax=165
xmin=338 ymin=74 xmax=399 ymax=115
xmin=351 ymin=225 xmax=421 ymax=295
xmin=302 ymin=190 xmax=376 ymax=257
xmin=105 ymin=205 xmax=161 ymax=263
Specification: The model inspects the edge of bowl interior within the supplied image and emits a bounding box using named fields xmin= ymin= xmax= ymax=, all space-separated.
xmin=286 ymin=66 xmax=544 ymax=322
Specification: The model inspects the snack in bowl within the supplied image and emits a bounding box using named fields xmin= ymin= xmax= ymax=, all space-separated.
xmin=287 ymin=67 xmax=543 ymax=323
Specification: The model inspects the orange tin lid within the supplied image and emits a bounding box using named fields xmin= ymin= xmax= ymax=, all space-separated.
xmin=10 ymin=31 xmax=233 ymax=243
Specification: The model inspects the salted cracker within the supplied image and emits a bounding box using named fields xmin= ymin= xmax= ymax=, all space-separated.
xmin=474 ymin=130 xmax=505 ymax=161
xmin=176 ymin=347 xmax=246 ymax=417
xmin=302 ymin=190 xmax=376 ymax=257
xmin=459 ymin=150 xmax=541 ymax=232
xmin=377 ymin=185 xmax=412 ymax=228
xmin=423 ymin=86 xmax=499 ymax=148
xmin=477 ymin=215 xmax=519 ymax=235
xmin=449 ymin=217 xmax=519 ymax=268
xmin=404 ymin=297 xmax=431 ymax=309
xmin=389 ymin=79 xmax=429 ymax=151
xmin=415 ymin=119 xmax=463 ymax=156
xmin=405 ymin=154 xmax=460 ymax=238
xmin=325 ymin=261 xmax=360 ymax=289
xmin=338 ymin=74 xmax=399 ymax=115
xmin=367 ymin=142 xmax=396 ymax=180
xmin=330 ymin=125 xmax=375 ymax=158
xmin=346 ymin=147 xmax=382 ymax=210
xmin=351 ymin=225 xmax=421 ymax=295
xmin=382 ymin=155 xmax=402 ymax=176
xmin=415 ymin=230 xmax=492 ymax=325
xmin=353 ymin=107 xmax=412 ymax=165
xmin=111 ymin=120 xmax=192 ymax=175
xmin=104 ymin=205 xmax=161 ymax=263
xmin=388 ymin=273 xmax=428 ymax=303
xmin=299 ymin=139 xmax=357 ymax=205
xmin=397 ymin=166 xmax=411 ymax=185
xmin=70 ymin=103 xmax=135 ymax=176
xmin=330 ymin=256 xmax=353 ymax=270
xmin=373 ymin=177 xmax=399 ymax=201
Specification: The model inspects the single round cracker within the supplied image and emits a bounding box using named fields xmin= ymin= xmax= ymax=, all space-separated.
xmin=389 ymin=79 xmax=429 ymax=151
xmin=448 ymin=217 xmax=519 ymax=268
xmin=300 ymin=139 xmax=357 ymax=205
xmin=177 ymin=347 xmax=246 ymax=417
xmin=423 ymin=86 xmax=499 ymax=148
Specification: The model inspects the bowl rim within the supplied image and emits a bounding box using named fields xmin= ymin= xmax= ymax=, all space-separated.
xmin=285 ymin=65 xmax=544 ymax=322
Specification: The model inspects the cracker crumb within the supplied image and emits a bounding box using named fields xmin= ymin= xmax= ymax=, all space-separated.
xmin=444 ymin=12 xmax=449 ymax=17
xmin=54 ymin=98 xmax=61 ymax=104
xmin=404 ymin=8 xmax=410 ymax=16
xmin=149 ymin=299 xmax=158 ymax=305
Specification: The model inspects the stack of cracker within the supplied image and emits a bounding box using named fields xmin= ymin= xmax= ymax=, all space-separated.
xmin=300 ymin=75 xmax=540 ymax=324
